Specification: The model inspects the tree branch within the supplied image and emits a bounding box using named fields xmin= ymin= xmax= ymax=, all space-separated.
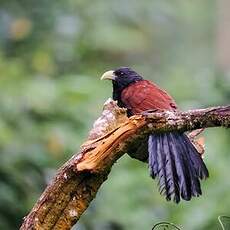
xmin=20 ymin=100 xmax=230 ymax=230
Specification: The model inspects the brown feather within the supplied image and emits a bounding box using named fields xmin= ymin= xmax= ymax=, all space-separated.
xmin=121 ymin=80 xmax=177 ymax=114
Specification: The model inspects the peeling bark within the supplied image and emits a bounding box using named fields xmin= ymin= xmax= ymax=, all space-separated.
xmin=20 ymin=100 xmax=230 ymax=230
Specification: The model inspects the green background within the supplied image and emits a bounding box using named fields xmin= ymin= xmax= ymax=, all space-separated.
xmin=0 ymin=1 xmax=229 ymax=229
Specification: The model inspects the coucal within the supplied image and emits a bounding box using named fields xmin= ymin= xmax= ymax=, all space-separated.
xmin=101 ymin=67 xmax=209 ymax=203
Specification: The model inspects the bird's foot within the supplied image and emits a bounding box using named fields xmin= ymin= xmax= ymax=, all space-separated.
xmin=141 ymin=109 xmax=164 ymax=116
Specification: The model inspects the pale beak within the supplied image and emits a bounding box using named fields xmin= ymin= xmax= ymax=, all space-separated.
xmin=100 ymin=70 xmax=116 ymax=80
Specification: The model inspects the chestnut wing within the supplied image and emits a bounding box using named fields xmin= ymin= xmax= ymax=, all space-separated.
xmin=121 ymin=80 xmax=177 ymax=114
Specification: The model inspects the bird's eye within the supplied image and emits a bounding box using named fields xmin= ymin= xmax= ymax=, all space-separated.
xmin=120 ymin=72 xmax=124 ymax=76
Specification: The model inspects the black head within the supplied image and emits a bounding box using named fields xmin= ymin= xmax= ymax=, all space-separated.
xmin=101 ymin=67 xmax=143 ymax=92
xmin=101 ymin=67 xmax=143 ymax=106
xmin=113 ymin=67 xmax=143 ymax=90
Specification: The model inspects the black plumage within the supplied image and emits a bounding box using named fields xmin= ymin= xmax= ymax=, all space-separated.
xmin=148 ymin=132 xmax=208 ymax=203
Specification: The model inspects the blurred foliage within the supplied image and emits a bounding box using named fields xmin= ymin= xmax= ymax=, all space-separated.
xmin=0 ymin=0 xmax=229 ymax=230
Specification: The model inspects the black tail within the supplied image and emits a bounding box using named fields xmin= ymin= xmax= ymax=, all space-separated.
xmin=148 ymin=132 xmax=209 ymax=203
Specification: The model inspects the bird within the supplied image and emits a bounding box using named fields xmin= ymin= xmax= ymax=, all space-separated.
xmin=101 ymin=67 xmax=209 ymax=203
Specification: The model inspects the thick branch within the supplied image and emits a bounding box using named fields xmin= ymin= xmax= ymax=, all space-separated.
xmin=20 ymin=101 xmax=230 ymax=230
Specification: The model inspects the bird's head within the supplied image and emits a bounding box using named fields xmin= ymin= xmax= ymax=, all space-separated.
xmin=101 ymin=67 xmax=143 ymax=92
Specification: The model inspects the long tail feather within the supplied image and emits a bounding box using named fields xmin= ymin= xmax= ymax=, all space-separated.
xmin=148 ymin=132 xmax=209 ymax=203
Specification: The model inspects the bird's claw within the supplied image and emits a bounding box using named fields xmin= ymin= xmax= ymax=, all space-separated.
xmin=141 ymin=109 xmax=164 ymax=116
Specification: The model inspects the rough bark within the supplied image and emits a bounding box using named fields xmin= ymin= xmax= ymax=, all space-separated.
xmin=20 ymin=100 xmax=230 ymax=230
